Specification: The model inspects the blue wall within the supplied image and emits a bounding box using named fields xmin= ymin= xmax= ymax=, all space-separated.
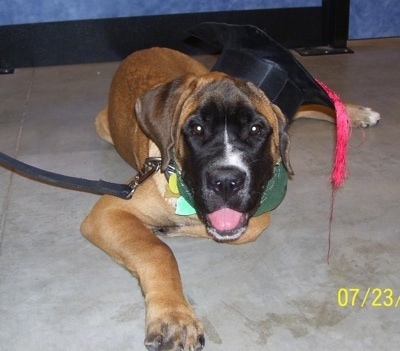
xmin=0 ymin=0 xmax=319 ymax=24
xmin=0 ymin=0 xmax=399 ymax=39
xmin=349 ymin=0 xmax=400 ymax=39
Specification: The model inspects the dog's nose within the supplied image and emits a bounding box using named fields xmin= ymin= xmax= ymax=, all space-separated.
xmin=207 ymin=167 xmax=246 ymax=199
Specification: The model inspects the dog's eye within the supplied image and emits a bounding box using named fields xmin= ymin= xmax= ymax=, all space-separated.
xmin=191 ymin=123 xmax=204 ymax=135
xmin=249 ymin=124 xmax=263 ymax=136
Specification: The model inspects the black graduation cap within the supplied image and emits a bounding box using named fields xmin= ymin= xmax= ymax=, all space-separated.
xmin=187 ymin=22 xmax=335 ymax=120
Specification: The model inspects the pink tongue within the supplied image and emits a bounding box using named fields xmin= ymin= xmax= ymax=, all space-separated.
xmin=207 ymin=208 xmax=243 ymax=231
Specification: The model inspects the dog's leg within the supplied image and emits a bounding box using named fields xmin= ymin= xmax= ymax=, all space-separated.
xmin=81 ymin=196 xmax=205 ymax=351
xmin=294 ymin=103 xmax=381 ymax=127
xmin=344 ymin=103 xmax=381 ymax=127
xmin=95 ymin=106 xmax=114 ymax=144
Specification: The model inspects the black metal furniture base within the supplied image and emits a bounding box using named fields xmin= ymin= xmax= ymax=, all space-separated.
xmin=295 ymin=46 xmax=354 ymax=56
xmin=0 ymin=68 xmax=15 ymax=75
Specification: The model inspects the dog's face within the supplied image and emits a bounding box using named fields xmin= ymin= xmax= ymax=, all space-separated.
xmin=135 ymin=72 xmax=293 ymax=241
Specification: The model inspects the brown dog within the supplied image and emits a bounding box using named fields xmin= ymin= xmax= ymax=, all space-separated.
xmin=81 ymin=47 xmax=380 ymax=351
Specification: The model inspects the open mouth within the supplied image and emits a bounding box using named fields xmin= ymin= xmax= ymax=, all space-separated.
xmin=206 ymin=208 xmax=248 ymax=241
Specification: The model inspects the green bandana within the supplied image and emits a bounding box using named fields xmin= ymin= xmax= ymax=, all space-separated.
xmin=166 ymin=163 xmax=288 ymax=217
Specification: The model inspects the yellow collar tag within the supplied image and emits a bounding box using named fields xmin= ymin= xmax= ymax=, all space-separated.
xmin=164 ymin=173 xmax=196 ymax=215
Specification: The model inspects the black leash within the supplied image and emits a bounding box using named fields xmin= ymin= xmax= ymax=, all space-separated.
xmin=0 ymin=152 xmax=163 ymax=199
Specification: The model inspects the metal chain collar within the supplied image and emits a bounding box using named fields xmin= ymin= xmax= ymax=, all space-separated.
xmin=126 ymin=157 xmax=176 ymax=199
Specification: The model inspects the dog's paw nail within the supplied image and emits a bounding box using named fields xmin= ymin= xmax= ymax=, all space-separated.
xmin=197 ymin=334 xmax=205 ymax=350
xmin=144 ymin=334 xmax=163 ymax=351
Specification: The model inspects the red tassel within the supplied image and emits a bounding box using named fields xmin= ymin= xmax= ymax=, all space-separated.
xmin=315 ymin=79 xmax=351 ymax=189
xmin=314 ymin=79 xmax=352 ymax=263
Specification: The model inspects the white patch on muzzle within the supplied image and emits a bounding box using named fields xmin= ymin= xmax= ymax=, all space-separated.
xmin=221 ymin=122 xmax=250 ymax=176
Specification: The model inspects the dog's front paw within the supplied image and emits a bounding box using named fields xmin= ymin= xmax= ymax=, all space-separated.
xmin=145 ymin=308 xmax=205 ymax=351
xmin=347 ymin=104 xmax=381 ymax=127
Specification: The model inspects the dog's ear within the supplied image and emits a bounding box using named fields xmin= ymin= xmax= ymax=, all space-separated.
xmin=135 ymin=75 xmax=197 ymax=172
xmin=272 ymin=104 xmax=294 ymax=175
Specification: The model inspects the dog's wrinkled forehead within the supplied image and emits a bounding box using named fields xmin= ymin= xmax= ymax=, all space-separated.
xmin=197 ymin=84 xmax=255 ymax=125
xmin=180 ymin=74 xmax=280 ymax=130
xmin=196 ymin=76 xmax=250 ymax=102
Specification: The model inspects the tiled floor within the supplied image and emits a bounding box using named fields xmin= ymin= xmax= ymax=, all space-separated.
xmin=1 ymin=38 xmax=399 ymax=351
